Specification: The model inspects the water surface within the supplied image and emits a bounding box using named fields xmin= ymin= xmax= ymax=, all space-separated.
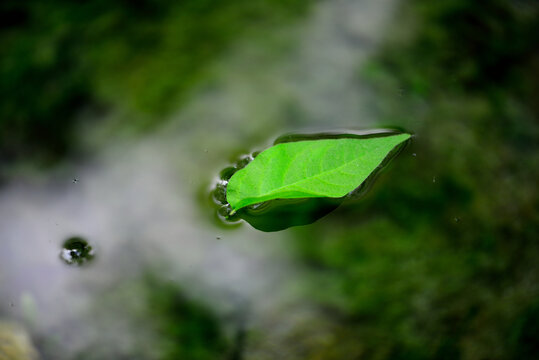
xmin=0 ymin=0 xmax=400 ymax=358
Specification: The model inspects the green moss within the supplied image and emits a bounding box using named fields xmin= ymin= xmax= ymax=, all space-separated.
xmin=0 ymin=0 xmax=313 ymax=168
xmin=145 ymin=277 xmax=229 ymax=360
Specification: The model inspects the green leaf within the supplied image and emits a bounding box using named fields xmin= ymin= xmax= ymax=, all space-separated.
xmin=226 ymin=133 xmax=411 ymax=210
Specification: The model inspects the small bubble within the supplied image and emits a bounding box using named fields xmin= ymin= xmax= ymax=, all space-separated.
xmin=212 ymin=181 xmax=228 ymax=205
xmin=235 ymin=156 xmax=252 ymax=170
xmin=216 ymin=236 xmax=221 ymax=240
xmin=432 ymin=176 xmax=436 ymax=183
xmin=60 ymin=236 xmax=95 ymax=266
xmin=72 ymin=178 xmax=79 ymax=184
xmin=218 ymin=204 xmax=233 ymax=218
xmin=454 ymin=217 xmax=461 ymax=222
xmin=219 ymin=167 xmax=237 ymax=181
xmin=412 ymin=153 xmax=417 ymax=157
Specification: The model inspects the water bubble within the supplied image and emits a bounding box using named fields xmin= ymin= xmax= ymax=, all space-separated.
xmin=72 ymin=178 xmax=79 ymax=184
xmin=432 ymin=176 xmax=436 ymax=183
xmin=59 ymin=236 xmax=95 ymax=266
xmin=454 ymin=217 xmax=461 ymax=223
xmin=211 ymin=181 xmax=228 ymax=205
xmin=219 ymin=167 xmax=237 ymax=181
xmin=412 ymin=153 xmax=417 ymax=157
xmin=216 ymin=236 xmax=221 ymax=240
xmin=217 ymin=204 xmax=233 ymax=218
xmin=235 ymin=156 xmax=253 ymax=170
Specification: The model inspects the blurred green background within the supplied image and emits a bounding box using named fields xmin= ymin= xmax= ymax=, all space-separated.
xmin=0 ymin=0 xmax=310 ymax=168
xmin=0 ymin=0 xmax=538 ymax=359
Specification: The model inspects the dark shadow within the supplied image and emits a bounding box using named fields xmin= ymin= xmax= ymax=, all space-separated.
xmin=233 ymin=197 xmax=344 ymax=232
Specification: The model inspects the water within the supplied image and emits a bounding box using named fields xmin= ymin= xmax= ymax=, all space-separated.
xmin=0 ymin=0 xmax=406 ymax=358
xmin=2 ymin=1 xmax=538 ymax=358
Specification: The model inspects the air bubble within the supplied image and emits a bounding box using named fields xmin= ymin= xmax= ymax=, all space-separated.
xmin=60 ymin=236 xmax=95 ymax=266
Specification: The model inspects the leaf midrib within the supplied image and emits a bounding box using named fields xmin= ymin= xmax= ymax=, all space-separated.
xmin=259 ymin=151 xmax=363 ymax=199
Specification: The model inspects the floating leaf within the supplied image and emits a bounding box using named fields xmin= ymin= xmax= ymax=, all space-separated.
xmin=226 ymin=133 xmax=411 ymax=211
